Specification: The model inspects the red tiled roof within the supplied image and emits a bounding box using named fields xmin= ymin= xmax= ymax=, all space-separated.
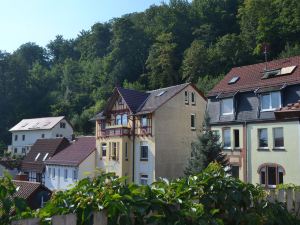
xmin=21 ymin=138 xmax=70 ymax=173
xmin=45 ymin=136 xmax=96 ymax=166
xmin=12 ymin=180 xmax=51 ymax=200
xmin=275 ymin=100 xmax=300 ymax=119
xmin=208 ymin=55 xmax=300 ymax=96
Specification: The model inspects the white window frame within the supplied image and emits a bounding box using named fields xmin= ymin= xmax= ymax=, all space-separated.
xmin=73 ymin=169 xmax=78 ymax=180
xmin=64 ymin=169 xmax=68 ymax=180
xmin=273 ymin=127 xmax=284 ymax=149
xmin=258 ymin=128 xmax=268 ymax=149
xmin=140 ymin=142 xmax=148 ymax=161
xmin=191 ymin=114 xmax=196 ymax=130
xmin=140 ymin=174 xmax=148 ymax=185
xmin=261 ymin=91 xmax=281 ymax=112
xmin=101 ymin=143 xmax=107 ymax=158
xmin=52 ymin=168 xmax=55 ymax=179
xmin=223 ymin=128 xmax=231 ymax=149
xmin=221 ymin=98 xmax=234 ymax=115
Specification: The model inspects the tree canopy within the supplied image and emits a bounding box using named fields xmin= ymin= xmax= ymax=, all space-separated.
xmin=0 ymin=0 xmax=300 ymax=145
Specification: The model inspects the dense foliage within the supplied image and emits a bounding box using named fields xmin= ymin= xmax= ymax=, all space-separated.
xmin=185 ymin=114 xmax=228 ymax=175
xmin=1 ymin=0 xmax=300 ymax=146
xmin=13 ymin=163 xmax=297 ymax=225
xmin=0 ymin=175 xmax=28 ymax=225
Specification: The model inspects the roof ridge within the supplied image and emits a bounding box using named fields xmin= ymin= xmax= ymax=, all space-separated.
xmin=232 ymin=55 xmax=300 ymax=70
xmin=146 ymin=83 xmax=190 ymax=93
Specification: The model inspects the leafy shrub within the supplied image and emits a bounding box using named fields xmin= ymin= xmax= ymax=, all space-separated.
xmin=31 ymin=163 xmax=300 ymax=225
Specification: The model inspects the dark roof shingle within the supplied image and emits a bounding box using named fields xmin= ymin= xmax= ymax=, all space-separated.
xmin=208 ymin=55 xmax=300 ymax=96
xmin=45 ymin=136 xmax=96 ymax=166
xmin=21 ymin=138 xmax=70 ymax=173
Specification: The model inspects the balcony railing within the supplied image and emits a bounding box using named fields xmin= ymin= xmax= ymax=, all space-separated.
xmin=99 ymin=125 xmax=131 ymax=137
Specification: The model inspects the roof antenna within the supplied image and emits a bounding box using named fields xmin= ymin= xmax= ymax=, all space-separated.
xmin=262 ymin=43 xmax=269 ymax=71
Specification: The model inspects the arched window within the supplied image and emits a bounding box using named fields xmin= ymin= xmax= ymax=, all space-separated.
xmin=258 ymin=164 xmax=285 ymax=188
xmin=116 ymin=115 xmax=122 ymax=125
xmin=122 ymin=114 xmax=128 ymax=126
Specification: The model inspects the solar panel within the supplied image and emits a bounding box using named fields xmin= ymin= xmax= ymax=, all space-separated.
xmin=228 ymin=76 xmax=240 ymax=84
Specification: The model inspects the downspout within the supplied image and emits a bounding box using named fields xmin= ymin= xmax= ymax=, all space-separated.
xmin=244 ymin=121 xmax=248 ymax=182
xmin=132 ymin=115 xmax=136 ymax=183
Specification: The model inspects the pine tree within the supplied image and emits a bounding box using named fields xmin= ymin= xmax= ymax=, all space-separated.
xmin=185 ymin=113 xmax=229 ymax=175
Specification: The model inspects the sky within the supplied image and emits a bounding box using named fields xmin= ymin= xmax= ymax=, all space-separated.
xmin=0 ymin=0 xmax=169 ymax=53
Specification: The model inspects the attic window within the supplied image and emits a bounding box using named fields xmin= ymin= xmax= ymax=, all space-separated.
xmin=43 ymin=153 xmax=49 ymax=161
xmin=228 ymin=76 xmax=240 ymax=84
xmin=262 ymin=69 xmax=281 ymax=79
xmin=35 ymin=153 xmax=41 ymax=161
xmin=156 ymin=91 xmax=166 ymax=97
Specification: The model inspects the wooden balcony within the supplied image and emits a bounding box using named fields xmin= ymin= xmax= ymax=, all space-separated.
xmin=99 ymin=125 xmax=131 ymax=137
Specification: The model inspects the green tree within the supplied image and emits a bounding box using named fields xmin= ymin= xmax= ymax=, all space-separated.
xmin=185 ymin=114 xmax=228 ymax=175
xmin=146 ymin=32 xmax=179 ymax=89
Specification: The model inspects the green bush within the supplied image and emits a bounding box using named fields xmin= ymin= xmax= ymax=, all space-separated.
xmin=31 ymin=163 xmax=300 ymax=225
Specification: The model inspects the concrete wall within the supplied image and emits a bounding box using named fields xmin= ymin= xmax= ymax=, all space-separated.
xmin=154 ymin=85 xmax=206 ymax=179
xmin=248 ymin=120 xmax=300 ymax=185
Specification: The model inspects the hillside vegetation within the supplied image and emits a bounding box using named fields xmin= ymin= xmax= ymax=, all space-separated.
xmin=0 ymin=0 xmax=299 ymax=148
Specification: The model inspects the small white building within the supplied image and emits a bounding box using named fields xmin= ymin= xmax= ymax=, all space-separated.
xmin=9 ymin=116 xmax=73 ymax=156
xmin=44 ymin=136 xmax=96 ymax=191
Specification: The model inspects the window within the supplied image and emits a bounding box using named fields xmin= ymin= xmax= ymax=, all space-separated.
xmin=185 ymin=91 xmax=189 ymax=104
xmin=22 ymin=135 xmax=25 ymax=141
xmin=231 ymin=165 xmax=239 ymax=178
xmin=221 ymin=98 xmax=233 ymax=115
xmin=125 ymin=142 xmax=128 ymax=160
xmin=273 ymin=127 xmax=284 ymax=149
xmin=42 ymin=153 xmax=49 ymax=161
xmin=258 ymin=128 xmax=268 ymax=149
xmin=233 ymin=129 xmax=240 ymax=148
xmin=73 ymin=170 xmax=78 ymax=180
xmin=60 ymin=122 xmax=66 ymax=128
xmin=41 ymin=134 xmax=45 ymax=138
xmin=223 ymin=128 xmax=231 ymax=149
xmin=112 ymin=142 xmax=118 ymax=160
xmin=14 ymin=135 xmax=18 ymax=141
xmin=102 ymin=143 xmax=107 ymax=157
xmin=48 ymin=168 xmax=51 ymax=178
xmin=140 ymin=142 xmax=148 ymax=161
xmin=228 ymin=76 xmax=240 ymax=84
xmin=191 ymin=92 xmax=196 ymax=105
xmin=261 ymin=92 xmax=281 ymax=111
xmin=191 ymin=114 xmax=195 ymax=129
xmin=259 ymin=164 xmax=284 ymax=188
xmin=118 ymin=97 xmax=123 ymax=105
xmin=122 ymin=114 xmax=128 ymax=126
xmin=22 ymin=148 xmax=26 ymax=154
xmin=64 ymin=169 xmax=68 ymax=180
xmin=52 ymin=168 xmax=55 ymax=178
xmin=35 ymin=153 xmax=41 ymax=161
xmin=141 ymin=115 xmax=147 ymax=127
xmin=140 ymin=174 xmax=148 ymax=185
xmin=14 ymin=148 xmax=18 ymax=153
xmin=56 ymin=134 xmax=59 ymax=137
xmin=116 ymin=115 xmax=122 ymax=125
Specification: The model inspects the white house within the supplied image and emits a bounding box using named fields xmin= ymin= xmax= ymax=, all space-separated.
xmin=44 ymin=136 xmax=96 ymax=191
xmin=9 ymin=116 xmax=73 ymax=156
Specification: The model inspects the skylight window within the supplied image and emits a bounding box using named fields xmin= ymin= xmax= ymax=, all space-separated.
xmin=228 ymin=76 xmax=240 ymax=84
xmin=262 ymin=69 xmax=281 ymax=79
xmin=43 ymin=153 xmax=49 ymax=161
xmin=35 ymin=153 xmax=41 ymax=161
xmin=156 ymin=91 xmax=166 ymax=97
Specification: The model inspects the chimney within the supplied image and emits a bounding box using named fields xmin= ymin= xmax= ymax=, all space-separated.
xmin=15 ymin=172 xmax=28 ymax=181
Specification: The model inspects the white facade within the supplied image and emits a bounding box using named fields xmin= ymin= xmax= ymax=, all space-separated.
xmin=44 ymin=151 xmax=96 ymax=191
xmin=9 ymin=118 xmax=73 ymax=156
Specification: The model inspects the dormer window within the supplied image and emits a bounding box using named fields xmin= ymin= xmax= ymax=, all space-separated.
xmin=221 ymin=98 xmax=233 ymax=115
xmin=261 ymin=91 xmax=281 ymax=111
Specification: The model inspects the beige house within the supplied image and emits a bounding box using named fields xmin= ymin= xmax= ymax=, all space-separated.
xmin=93 ymin=83 xmax=207 ymax=185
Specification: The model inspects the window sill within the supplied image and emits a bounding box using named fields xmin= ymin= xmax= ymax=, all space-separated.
xmin=257 ymin=148 xmax=270 ymax=151
xmin=221 ymin=113 xmax=234 ymax=116
xmin=191 ymin=102 xmax=196 ymax=106
xmin=261 ymin=109 xmax=276 ymax=112
xmin=223 ymin=148 xmax=232 ymax=151
xmin=185 ymin=102 xmax=189 ymax=105
xmin=125 ymin=158 xmax=128 ymax=161
xmin=272 ymin=148 xmax=286 ymax=151
xmin=140 ymin=159 xmax=148 ymax=162
xmin=233 ymin=147 xmax=241 ymax=151
xmin=191 ymin=127 xmax=196 ymax=131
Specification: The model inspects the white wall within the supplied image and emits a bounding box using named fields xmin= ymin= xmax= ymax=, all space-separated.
xmin=45 ymin=165 xmax=78 ymax=191
xmin=51 ymin=119 xmax=73 ymax=140
xmin=0 ymin=165 xmax=18 ymax=178
xmin=134 ymin=139 xmax=155 ymax=185
xmin=78 ymin=151 xmax=96 ymax=179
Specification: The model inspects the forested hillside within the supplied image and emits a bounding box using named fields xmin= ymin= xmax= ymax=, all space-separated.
xmin=0 ymin=0 xmax=300 ymax=149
